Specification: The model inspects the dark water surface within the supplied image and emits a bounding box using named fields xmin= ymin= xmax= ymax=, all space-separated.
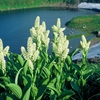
xmin=0 ymin=8 xmax=99 ymax=53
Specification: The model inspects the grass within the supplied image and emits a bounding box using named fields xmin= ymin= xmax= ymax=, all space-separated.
xmin=66 ymin=14 xmax=100 ymax=33
xmin=0 ymin=0 xmax=64 ymax=11
xmin=67 ymin=32 xmax=93 ymax=39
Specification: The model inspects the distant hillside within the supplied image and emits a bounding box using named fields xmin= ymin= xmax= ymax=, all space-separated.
xmin=0 ymin=0 xmax=79 ymax=11
xmin=0 ymin=0 xmax=64 ymax=11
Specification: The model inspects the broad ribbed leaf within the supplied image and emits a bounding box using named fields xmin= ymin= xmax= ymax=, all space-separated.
xmin=6 ymin=83 xmax=22 ymax=99
xmin=42 ymin=67 xmax=51 ymax=77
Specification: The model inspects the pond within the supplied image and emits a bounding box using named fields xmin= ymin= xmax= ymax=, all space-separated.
xmin=0 ymin=8 xmax=99 ymax=53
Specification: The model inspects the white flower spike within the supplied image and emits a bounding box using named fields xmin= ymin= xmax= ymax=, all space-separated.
xmin=30 ymin=16 xmax=50 ymax=50
xmin=80 ymin=35 xmax=91 ymax=51
xmin=21 ymin=37 xmax=39 ymax=70
xmin=0 ymin=39 xmax=9 ymax=73
xmin=52 ymin=18 xmax=66 ymax=34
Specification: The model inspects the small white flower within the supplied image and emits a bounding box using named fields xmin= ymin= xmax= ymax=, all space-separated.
xmin=0 ymin=39 xmax=3 ymax=51
xmin=56 ymin=18 xmax=61 ymax=28
xmin=32 ymin=50 xmax=39 ymax=62
xmin=21 ymin=47 xmax=28 ymax=60
xmin=42 ymin=21 xmax=46 ymax=32
xmin=30 ymin=27 xmax=37 ymax=40
xmin=53 ymin=32 xmax=58 ymax=39
xmin=3 ymin=46 xmax=9 ymax=56
xmin=52 ymin=25 xmax=58 ymax=32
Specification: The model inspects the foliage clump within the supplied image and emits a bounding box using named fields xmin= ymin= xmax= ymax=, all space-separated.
xmin=0 ymin=16 xmax=99 ymax=100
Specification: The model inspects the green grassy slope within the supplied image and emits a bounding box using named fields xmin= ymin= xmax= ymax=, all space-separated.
xmin=66 ymin=14 xmax=100 ymax=33
xmin=0 ymin=0 xmax=63 ymax=11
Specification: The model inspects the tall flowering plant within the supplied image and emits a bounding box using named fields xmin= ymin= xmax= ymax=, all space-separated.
xmin=80 ymin=35 xmax=91 ymax=64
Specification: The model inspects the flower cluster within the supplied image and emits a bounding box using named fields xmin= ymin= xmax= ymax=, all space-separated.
xmin=30 ymin=16 xmax=50 ymax=51
xmin=80 ymin=35 xmax=91 ymax=57
xmin=52 ymin=18 xmax=65 ymax=34
xmin=52 ymin=18 xmax=69 ymax=61
xmin=21 ymin=37 xmax=39 ymax=70
xmin=0 ymin=39 xmax=9 ymax=73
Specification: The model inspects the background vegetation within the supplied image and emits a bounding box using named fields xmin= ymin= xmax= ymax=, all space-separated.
xmin=0 ymin=0 xmax=63 ymax=11
xmin=1 ymin=0 xmax=100 ymax=11
xmin=66 ymin=15 xmax=100 ymax=33
xmin=80 ymin=0 xmax=100 ymax=3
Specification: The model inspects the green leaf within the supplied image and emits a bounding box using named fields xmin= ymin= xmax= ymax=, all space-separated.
xmin=0 ymin=83 xmax=5 ymax=89
xmin=6 ymin=96 xmax=13 ymax=100
xmin=50 ymin=90 xmax=56 ymax=100
xmin=36 ymin=85 xmax=47 ymax=100
xmin=0 ymin=76 xmax=10 ymax=83
xmin=63 ymin=73 xmax=72 ymax=81
xmin=81 ymin=64 xmax=87 ymax=70
xmin=71 ymin=63 xmax=81 ymax=71
xmin=22 ymin=75 xmax=31 ymax=86
xmin=42 ymin=67 xmax=51 ymax=78
xmin=58 ymin=90 xmax=74 ymax=100
xmin=6 ymin=94 xmax=18 ymax=100
xmin=66 ymin=55 xmax=72 ymax=65
xmin=47 ymin=78 xmax=60 ymax=95
xmin=53 ymin=64 xmax=60 ymax=73
xmin=31 ymin=84 xmax=38 ymax=98
xmin=48 ymin=59 xmax=55 ymax=70
xmin=17 ymin=55 xmax=24 ymax=66
xmin=41 ymin=51 xmax=48 ymax=62
xmin=23 ymin=61 xmax=28 ymax=76
xmin=36 ymin=78 xmax=49 ymax=100
xmin=70 ymin=48 xmax=79 ymax=58
xmin=15 ymin=68 xmax=23 ymax=85
xmin=78 ymin=77 xmax=86 ymax=87
xmin=70 ymin=81 xmax=80 ymax=92
xmin=47 ymin=84 xmax=60 ymax=95
xmin=83 ymin=69 xmax=93 ymax=79
xmin=6 ymin=83 xmax=22 ymax=99
xmin=23 ymin=87 xmax=31 ymax=100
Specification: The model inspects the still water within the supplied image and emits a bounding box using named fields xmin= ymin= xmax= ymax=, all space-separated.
xmin=0 ymin=8 xmax=99 ymax=53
